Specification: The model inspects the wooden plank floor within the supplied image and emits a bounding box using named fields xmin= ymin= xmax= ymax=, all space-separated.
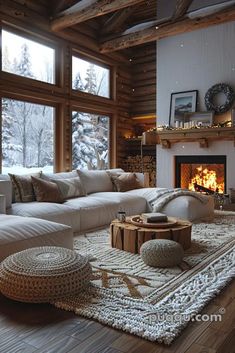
xmin=0 ymin=280 xmax=234 ymax=353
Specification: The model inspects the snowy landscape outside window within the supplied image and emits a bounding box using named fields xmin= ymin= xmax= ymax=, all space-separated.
xmin=72 ymin=111 xmax=109 ymax=170
xmin=2 ymin=30 xmax=55 ymax=84
xmin=72 ymin=56 xmax=110 ymax=98
xmin=2 ymin=98 xmax=54 ymax=174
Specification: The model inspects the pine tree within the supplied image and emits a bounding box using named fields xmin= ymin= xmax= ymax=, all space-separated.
xmin=73 ymin=72 xmax=84 ymax=91
xmin=16 ymin=43 xmax=34 ymax=78
xmin=84 ymin=64 xmax=97 ymax=94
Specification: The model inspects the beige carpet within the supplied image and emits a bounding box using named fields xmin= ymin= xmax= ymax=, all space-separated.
xmin=53 ymin=211 xmax=235 ymax=344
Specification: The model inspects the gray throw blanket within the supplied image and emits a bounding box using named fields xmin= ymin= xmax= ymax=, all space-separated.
xmin=149 ymin=188 xmax=208 ymax=212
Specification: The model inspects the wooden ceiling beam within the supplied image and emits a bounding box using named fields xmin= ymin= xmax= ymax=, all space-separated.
xmin=51 ymin=0 xmax=79 ymax=16
xmin=51 ymin=0 xmax=145 ymax=31
xmin=100 ymin=6 xmax=235 ymax=53
xmin=172 ymin=0 xmax=194 ymax=19
xmin=101 ymin=7 xmax=133 ymax=35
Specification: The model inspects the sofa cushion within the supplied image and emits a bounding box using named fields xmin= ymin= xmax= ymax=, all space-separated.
xmin=0 ymin=180 xmax=12 ymax=208
xmin=0 ymin=214 xmax=73 ymax=262
xmin=52 ymin=177 xmax=86 ymax=200
xmin=65 ymin=192 xmax=147 ymax=231
xmin=77 ymin=170 xmax=113 ymax=194
xmin=106 ymin=168 xmax=124 ymax=174
xmin=8 ymin=202 xmax=80 ymax=232
xmin=111 ymin=173 xmax=143 ymax=192
xmin=41 ymin=171 xmax=78 ymax=180
xmin=0 ymin=174 xmax=15 ymax=203
xmin=31 ymin=176 xmax=64 ymax=203
xmin=8 ymin=172 xmax=41 ymax=202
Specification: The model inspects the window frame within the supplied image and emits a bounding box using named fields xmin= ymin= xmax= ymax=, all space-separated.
xmin=1 ymin=25 xmax=60 ymax=87
xmin=71 ymin=50 xmax=113 ymax=101
xmin=71 ymin=105 xmax=112 ymax=170
xmin=0 ymin=93 xmax=59 ymax=174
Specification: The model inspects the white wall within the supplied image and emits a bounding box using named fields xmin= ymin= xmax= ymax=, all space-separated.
xmin=157 ymin=22 xmax=235 ymax=125
xmin=156 ymin=22 xmax=235 ymax=190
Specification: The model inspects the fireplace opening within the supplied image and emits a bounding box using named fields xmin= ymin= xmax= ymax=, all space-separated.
xmin=175 ymin=155 xmax=226 ymax=193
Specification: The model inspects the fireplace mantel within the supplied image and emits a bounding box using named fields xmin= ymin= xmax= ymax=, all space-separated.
xmin=154 ymin=127 xmax=235 ymax=148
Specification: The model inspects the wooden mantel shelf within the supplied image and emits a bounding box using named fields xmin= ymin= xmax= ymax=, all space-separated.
xmin=153 ymin=127 xmax=235 ymax=148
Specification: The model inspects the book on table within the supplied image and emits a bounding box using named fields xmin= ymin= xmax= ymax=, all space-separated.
xmin=141 ymin=212 xmax=168 ymax=223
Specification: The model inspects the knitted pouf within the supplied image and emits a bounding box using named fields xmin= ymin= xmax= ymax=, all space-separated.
xmin=140 ymin=239 xmax=184 ymax=268
xmin=0 ymin=246 xmax=92 ymax=303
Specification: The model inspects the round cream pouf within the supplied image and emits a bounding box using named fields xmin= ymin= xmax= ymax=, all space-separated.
xmin=0 ymin=246 xmax=92 ymax=303
xmin=140 ymin=239 xmax=184 ymax=268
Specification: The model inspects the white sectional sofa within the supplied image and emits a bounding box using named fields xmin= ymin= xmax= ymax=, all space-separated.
xmin=0 ymin=169 xmax=214 ymax=234
xmin=0 ymin=214 xmax=73 ymax=262
xmin=0 ymin=168 xmax=215 ymax=261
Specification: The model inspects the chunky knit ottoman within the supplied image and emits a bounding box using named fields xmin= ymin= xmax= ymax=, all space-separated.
xmin=140 ymin=239 xmax=184 ymax=268
xmin=0 ymin=246 xmax=92 ymax=303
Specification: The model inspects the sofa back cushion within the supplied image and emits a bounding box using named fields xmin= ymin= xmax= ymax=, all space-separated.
xmin=77 ymin=170 xmax=113 ymax=194
xmin=9 ymin=172 xmax=41 ymax=202
xmin=106 ymin=168 xmax=124 ymax=174
xmin=52 ymin=177 xmax=86 ymax=200
xmin=0 ymin=180 xmax=12 ymax=209
xmin=31 ymin=176 xmax=64 ymax=203
xmin=41 ymin=170 xmax=78 ymax=180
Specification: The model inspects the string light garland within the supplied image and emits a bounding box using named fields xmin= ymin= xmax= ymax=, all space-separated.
xmin=147 ymin=120 xmax=232 ymax=133
xmin=124 ymin=120 xmax=233 ymax=140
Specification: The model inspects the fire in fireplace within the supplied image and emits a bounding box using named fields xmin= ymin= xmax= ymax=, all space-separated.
xmin=175 ymin=155 xmax=226 ymax=193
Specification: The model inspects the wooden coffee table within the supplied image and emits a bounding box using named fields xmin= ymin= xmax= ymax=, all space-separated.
xmin=110 ymin=216 xmax=192 ymax=254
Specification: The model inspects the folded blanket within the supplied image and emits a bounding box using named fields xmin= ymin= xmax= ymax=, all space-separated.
xmin=149 ymin=188 xmax=208 ymax=213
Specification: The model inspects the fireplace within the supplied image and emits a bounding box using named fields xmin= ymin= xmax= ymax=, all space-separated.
xmin=175 ymin=155 xmax=226 ymax=193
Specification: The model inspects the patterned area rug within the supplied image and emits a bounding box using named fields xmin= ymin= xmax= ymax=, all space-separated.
xmin=53 ymin=211 xmax=235 ymax=344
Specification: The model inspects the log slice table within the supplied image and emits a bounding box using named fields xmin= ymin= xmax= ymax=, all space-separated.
xmin=110 ymin=217 xmax=192 ymax=254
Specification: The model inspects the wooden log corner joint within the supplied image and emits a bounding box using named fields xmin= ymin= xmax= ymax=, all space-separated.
xmin=110 ymin=218 xmax=192 ymax=254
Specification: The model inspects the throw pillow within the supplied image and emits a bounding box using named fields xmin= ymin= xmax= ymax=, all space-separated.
xmin=51 ymin=177 xmax=86 ymax=200
xmin=31 ymin=176 xmax=64 ymax=203
xmin=77 ymin=170 xmax=113 ymax=194
xmin=9 ymin=172 xmax=41 ymax=202
xmin=111 ymin=173 xmax=143 ymax=192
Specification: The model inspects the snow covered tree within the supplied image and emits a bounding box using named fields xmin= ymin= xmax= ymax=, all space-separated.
xmin=2 ymin=100 xmax=22 ymax=166
xmin=84 ymin=64 xmax=97 ymax=94
xmin=30 ymin=105 xmax=53 ymax=167
xmin=73 ymin=72 xmax=84 ymax=91
xmin=72 ymin=111 xmax=109 ymax=170
xmin=15 ymin=43 xmax=34 ymax=79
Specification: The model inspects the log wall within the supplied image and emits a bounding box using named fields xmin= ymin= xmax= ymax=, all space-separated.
xmin=131 ymin=43 xmax=157 ymax=119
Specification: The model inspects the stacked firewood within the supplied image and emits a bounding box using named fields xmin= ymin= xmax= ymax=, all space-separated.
xmin=121 ymin=155 xmax=156 ymax=187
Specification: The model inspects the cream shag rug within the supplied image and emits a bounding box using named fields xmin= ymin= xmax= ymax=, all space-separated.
xmin=53 ymin=211 xmax=235 ymax=344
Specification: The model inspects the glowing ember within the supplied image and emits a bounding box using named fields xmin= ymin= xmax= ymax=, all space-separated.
xmin=188 ymin=165 xmax=224 ymax=193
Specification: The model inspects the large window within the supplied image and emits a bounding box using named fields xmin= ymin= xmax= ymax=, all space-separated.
xmin=72 ymin=56 xmax=110 ymax=98
xmin=2 ymin=30 xmax=55 ymax=84
xmin=72 ymin=111 xmax=109 ymax=170
xmin=2 ymin=98 xmax=54 ymax=174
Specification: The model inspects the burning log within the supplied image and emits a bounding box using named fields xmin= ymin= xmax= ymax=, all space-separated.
xmin=193 ymin=183 xmax=218 ymax=194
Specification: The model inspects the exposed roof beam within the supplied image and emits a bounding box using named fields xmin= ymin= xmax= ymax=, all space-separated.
xmin=172 ymin=0 xmax=194 ymax=19
xmin=101 ymin=7 xmax=133 ymax=35
xmin=51 ymin=0 xmax=144 ymax=31
xmin=51 ymin=0 xmax=79 ymax=16
xmin=100 ymin=6 xmax=235 ymax=53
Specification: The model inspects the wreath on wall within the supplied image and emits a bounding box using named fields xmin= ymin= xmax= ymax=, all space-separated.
xmin=205 ymin=83 xmax=235 ymax=114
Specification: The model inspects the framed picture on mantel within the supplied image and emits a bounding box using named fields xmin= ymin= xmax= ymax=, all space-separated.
xmin=169 ymin=90 xmax=198 ymax=127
